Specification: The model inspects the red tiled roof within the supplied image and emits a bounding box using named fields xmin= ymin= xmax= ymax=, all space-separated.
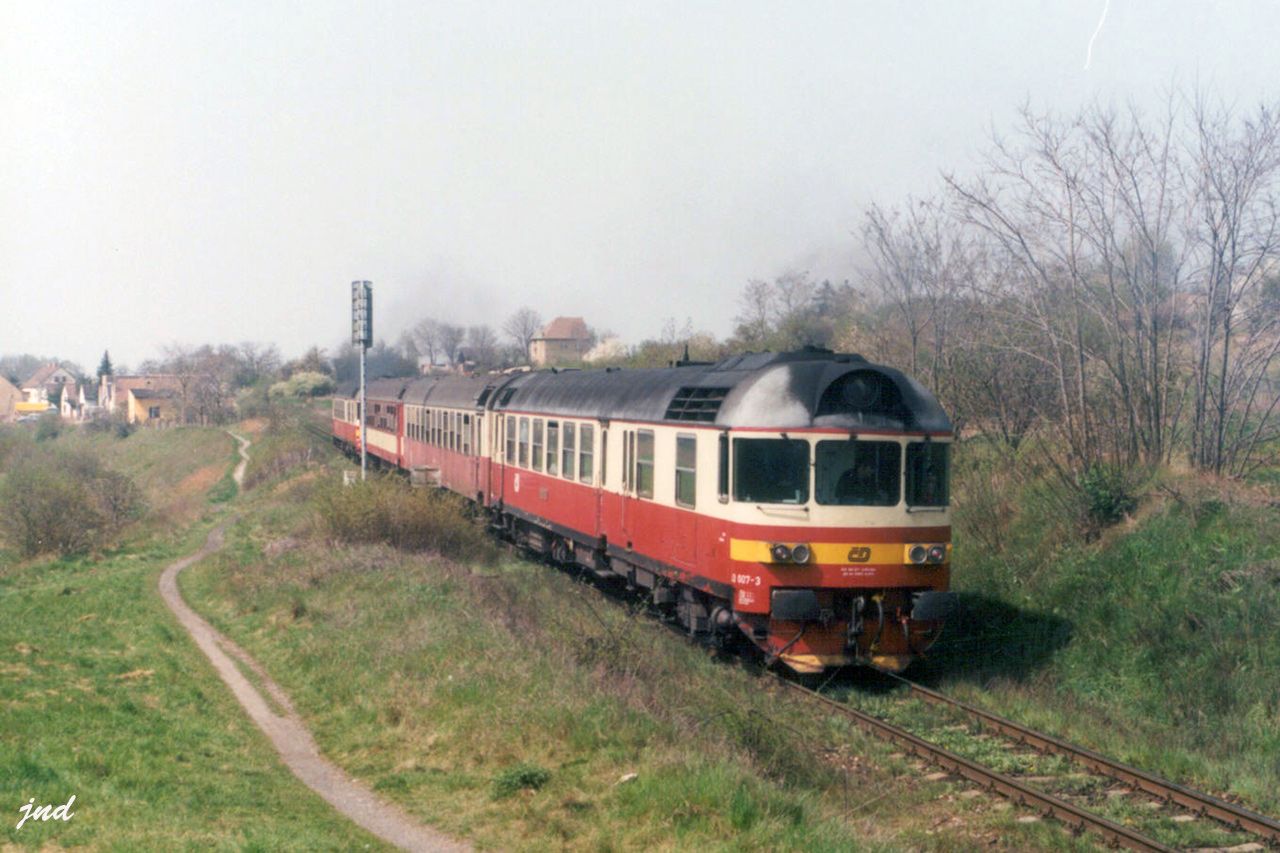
xmin=537 ymin=316 xmax=590 ymax=341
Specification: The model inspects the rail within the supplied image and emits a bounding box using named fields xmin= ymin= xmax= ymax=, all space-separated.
xmin=774 ymin=675 xmax=1175 ymax=852
xmin=885 ymin=673 xmax=1280 ymax=844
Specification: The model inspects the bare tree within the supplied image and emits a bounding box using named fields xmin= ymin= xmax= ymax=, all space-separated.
xmin=733 ymin=279 xmax=775 ymax=347
xmin=438 ymin=323 xmax=466 ymax=366
xmin=410 ymin=318 xmax=443 ymax=368
xmin=1187 ymin=94 xmax=1280 ymax=474
xmin=466 ymin=324 xmax=498 ymax=368
xmin=503 ymin=307 xmax=543 ymax=363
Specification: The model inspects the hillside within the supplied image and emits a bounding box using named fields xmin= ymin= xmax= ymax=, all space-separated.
xmin=923 ymin=446 xmax=1280 ymax=814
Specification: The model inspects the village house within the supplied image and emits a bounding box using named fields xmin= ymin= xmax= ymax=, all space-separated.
xmin=20 ymin=363 xmax=77 ymax=405
xmin=100 ymin=374 xmax=185 ymax=424
xmin=529 ymin=316 xmax=593 ymax=367
xmin=0 ymin=375 xmax=22 ymax=422
xmin=128 ymin=388 xmax=180 ymax=425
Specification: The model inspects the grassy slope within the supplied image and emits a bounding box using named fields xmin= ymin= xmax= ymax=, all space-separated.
xmin=927 ymin=442 xmax=1280 ymax=815
xmin=180 ymin=413 xmax=1065 ymax=851
xmin=0 ymin=426 xmax=384 ymax=850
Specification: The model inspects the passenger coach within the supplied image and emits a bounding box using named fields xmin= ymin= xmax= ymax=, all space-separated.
xmin=333 ymin=348 xmax=956 ymax=674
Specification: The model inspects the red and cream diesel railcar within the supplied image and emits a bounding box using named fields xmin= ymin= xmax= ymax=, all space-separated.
xmin=332 ymin=349 xmax=957 ymax=674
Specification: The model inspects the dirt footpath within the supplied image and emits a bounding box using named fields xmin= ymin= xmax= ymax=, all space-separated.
xmin=157 ymin=432 xmax=468 ymax=852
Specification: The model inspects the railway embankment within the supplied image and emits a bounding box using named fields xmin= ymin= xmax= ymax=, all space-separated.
xmin=915 ymin=440 xmax=1280 ymax=821
xmin=177 ymin=409 xmax=1079 ymax=850
xmin=0 ymin=424 xmax=386 ymax=849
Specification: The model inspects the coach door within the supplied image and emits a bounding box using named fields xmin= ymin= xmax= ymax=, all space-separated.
xmin=593 ymin=425 xmax=606 ymax=538
xmin=672 ymin=433 xmax=698 ymax=568
xmin=620 ymin=429 xmax=636 ymax=548
xmin=493 ymin=414 xmax=506 ymax=505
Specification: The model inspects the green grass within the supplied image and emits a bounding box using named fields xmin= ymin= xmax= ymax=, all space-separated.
xmin=925 ymin=439 xmax=1280 ymax=818
xmin=178 ymin=424 xmax=1062 ymax=851
xmin=0 ymin=424 xmax=386 ymax=850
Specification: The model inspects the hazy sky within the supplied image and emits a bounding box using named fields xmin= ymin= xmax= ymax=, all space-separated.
xmin=4 ymin=1 xmax=1280 ymax=371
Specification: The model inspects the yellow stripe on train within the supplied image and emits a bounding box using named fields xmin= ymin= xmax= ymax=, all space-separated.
xmin=728 ymin=539 xmax=951 ymax=565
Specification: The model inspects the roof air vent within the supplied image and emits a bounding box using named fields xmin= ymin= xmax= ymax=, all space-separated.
xmin=665 ymin=387 xmax=730 ymax=422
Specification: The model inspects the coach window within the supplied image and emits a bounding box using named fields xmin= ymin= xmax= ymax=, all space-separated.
xmin=463 ymin=414 xmax=471 ymax=455
xmin=636 ymin=430 xmax=655 ymax=499
xmin=733 ymin=438 xmax=809 ymax=504
xmin=506 ymin=417 xmax=516 ymax=463
xmin=562 ymin=423 xmax=575 ymax=480
xmin=547 ymin=421 xmax=560 ymax=476
xmin=579 ymin=424 xmax=594 ymax=484
xmin=816 ymin=440 xmax=900 ymax=506
xmin=518 ymin=417 xmax=530 ymax=467
xmin=532 ymin=419 xmax=544 ymax=472
xmin=675 ymin=434 xmax=696 ymax=508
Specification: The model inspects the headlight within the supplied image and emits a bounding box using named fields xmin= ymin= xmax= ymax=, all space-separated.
xmin=791 ymin=543 xmax=811 ymax=564
xmin=908 ymin=544 xmax=928 ymax=564
xmin=770 ymin=543 xmax=792 ymax=563
xmin=927 ymin=545 xmax=947 ymax=564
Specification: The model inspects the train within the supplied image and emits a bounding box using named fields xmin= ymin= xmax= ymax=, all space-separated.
xmin=330 ymin=347 xmax=956 ymax=674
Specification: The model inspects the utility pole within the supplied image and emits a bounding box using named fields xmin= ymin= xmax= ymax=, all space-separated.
xmin=351 ymin=281 xmax=373 ymax=480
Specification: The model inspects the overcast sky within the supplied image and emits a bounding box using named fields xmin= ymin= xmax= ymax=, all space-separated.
xmin=4 ymin=1 xmax=1280 ymax=371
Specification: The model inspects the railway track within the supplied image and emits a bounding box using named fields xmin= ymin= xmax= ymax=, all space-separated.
xmin=879 ymin=672 xmax=1280 ymax=847
xmin=779 ymin=671 xmax=1279 ymax=851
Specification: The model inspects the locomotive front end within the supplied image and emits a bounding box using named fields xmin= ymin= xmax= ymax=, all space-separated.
xmin=713 ymin=356 xmax=957 ymax=674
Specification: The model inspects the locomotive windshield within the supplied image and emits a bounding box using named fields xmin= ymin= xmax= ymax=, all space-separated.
xmin=815 ymin=440 xmax=901 ymax=506
xmin=733 ymin=438 xmax=809 ymax=504
xmin=905 ymin=441 xmax=950 ymax=506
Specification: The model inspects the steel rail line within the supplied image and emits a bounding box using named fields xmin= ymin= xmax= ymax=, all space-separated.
xmin=773 ymin=675 xmax=1176 ymax=852
xmin=885 ymin=673 xmax=1280 ymax=845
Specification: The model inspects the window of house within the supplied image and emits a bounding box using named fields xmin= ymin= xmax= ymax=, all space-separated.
xmin=636 ymin=429 xmax=654 ymax=499
xmin=546 ymin=421 xmax=559 ymax=476
xmin=148 ymin=406 xmax=161 ymax=419
xmin=518 ymin=417 xmax=530 ymax=467
xmin=506 ymin=417 xmax=516 ymax=464
xmin=532 ymin=419 xmax=544 ymax=472
xmin=579 ymin=424 xmax=594 ymax=484
xmin=676 ymin=434 xmax=696 ymax=508
xmin=562 ymin=423 xmax=575 ymax=480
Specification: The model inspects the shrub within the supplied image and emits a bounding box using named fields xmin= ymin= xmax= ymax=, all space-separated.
xmin=269 ymin=371 xmax=335 ymax=401
xmin=0 ymin=458 xmax=100 ymax=556
xmin=0 ymin=447 xmax=145 ymax=557
xmin=491 ymin=763 xmax=550 ymax=799
xmin=314 ymin=475 xmax=495 ymax=562
xmin=1081 ymin=464 xmax=1139 ymax=528
xmin=34 ymin=412 xmax=61 ymax=442
xmin=235 ymin=383 xmax=274 ymax=420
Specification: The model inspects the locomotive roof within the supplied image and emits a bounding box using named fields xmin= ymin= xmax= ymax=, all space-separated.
xmin=339 ymin=351 xmax=952 ymax=432
xmin=491 ymin=350 xmax=952 ymax=433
